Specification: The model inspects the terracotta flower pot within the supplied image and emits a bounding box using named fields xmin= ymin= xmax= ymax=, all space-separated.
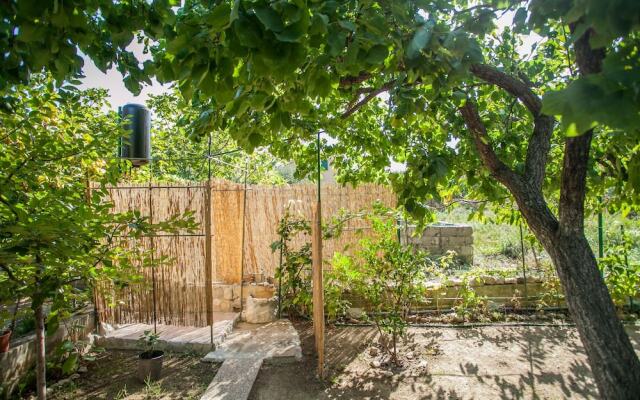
xmin=137 ymin=350 xmax=164 ymax=382
xmin=0 ymin=330 xmax=11 ymax=353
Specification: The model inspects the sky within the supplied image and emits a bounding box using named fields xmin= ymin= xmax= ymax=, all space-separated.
xmin=79 ymin=10 xmax=540 ymax=111
xmin=79 ymin=40 xmax=170 ymax=110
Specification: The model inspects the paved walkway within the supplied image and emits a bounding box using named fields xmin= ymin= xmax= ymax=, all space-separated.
xmin=200 ymin=320 xmax=302 ymax=400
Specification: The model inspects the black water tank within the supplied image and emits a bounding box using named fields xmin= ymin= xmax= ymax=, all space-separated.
xmin=119 ymin=103 xmax=151 ymax=166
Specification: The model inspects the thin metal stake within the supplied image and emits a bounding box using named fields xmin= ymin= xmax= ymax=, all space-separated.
xmin=206 ymin=133 xmax=214 ymax=345
xmin=277 ymin=240 xmax=283 ymax=319
xmin=519 ymin=221 xmax=529 ymax=303
xmin=149 ymin=158 xmax=158 ymax=334
xmin=239 ymin=159 xmax=249 ymax=317
xmin=621 ymin=224 xmax=633 ymax=310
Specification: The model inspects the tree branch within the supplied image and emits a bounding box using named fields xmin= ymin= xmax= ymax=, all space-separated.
xmin=458 ymin=99 xmax=522 ymax=190
xmin=470 ymin=64 xmax=542 ymax=116
xmin=469 ymin=63 xmax=555 ymax=191
xmin=339 ymin=73 xmax=373 ymax=88
xmin=459 ymin=99 xmax=559 ymax=237
xmin=0 ymin=263 xmax=25 ymax=285
xmin=341 ymin=80 xmax=396 ymax=119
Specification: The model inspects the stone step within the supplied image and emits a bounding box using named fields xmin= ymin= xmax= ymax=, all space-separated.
xmin=96 ymin=312 xmax=239 ymax=354
xmin=201 ymin=320 xmax=302 ymax=364
xmin=200 ymin=357 xmax=263 ymax=400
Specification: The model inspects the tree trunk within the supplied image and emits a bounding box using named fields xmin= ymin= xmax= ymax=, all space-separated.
xmin=535 ymin=229 xmax=640 ymax=398
xmin=34 ymin=304 xmax=47 ymax=400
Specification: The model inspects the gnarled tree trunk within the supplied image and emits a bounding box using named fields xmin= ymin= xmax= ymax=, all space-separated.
xmin=458 ymin=25 xmax=640 ymax=396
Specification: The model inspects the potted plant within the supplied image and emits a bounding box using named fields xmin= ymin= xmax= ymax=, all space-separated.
xmin=137 ymin=330 xmax=163 ymax=382
xmin=0 ymin=297 xmax=20 ymax=353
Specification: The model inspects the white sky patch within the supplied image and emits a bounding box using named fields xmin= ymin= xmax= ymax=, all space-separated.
xmin=79 ymin=40 xmax=170 ymax=110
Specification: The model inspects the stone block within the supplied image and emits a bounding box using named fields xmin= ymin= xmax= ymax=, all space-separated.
xmin=423 ymin=226 xmax=441 ymax=237
xmin=481 ymin=275 xmax=497 ymax=285
xmin=346 ymin=307 xmax=364 ymax=319
xmin=244 ymin=296 xmax=277 ymax=323
xmin=457 ymin=245 xmax=474 ymax=256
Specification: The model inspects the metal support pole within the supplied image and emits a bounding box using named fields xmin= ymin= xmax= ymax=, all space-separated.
xmin=598 ymin=211 xmax=604 ymax=259
xmin=149 ymin=158 xmax=157 ymax=334
xmin=239 ymin=159 xmax=249 ymax=317
xmin=277 ymin=242 xmax=283 ymax=319
xmin=205 ymin=133 xmax=214 ymax=345
xmin=519 ymin=221 xmax=529 ymax=303
xmin=621 ymin=224 xmax=633 ymax=310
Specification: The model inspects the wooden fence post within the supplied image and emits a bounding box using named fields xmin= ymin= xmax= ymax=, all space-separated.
xmin=312 ymin=203 xmax=325 ymax=378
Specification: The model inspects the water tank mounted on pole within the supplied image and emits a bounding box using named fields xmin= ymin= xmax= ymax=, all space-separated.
xmin=119 ymin=103 xmax=151 ymax=166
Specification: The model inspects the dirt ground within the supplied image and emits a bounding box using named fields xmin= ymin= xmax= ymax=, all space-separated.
xmin=47 ymin=350 xmax=219 ymax=400
xmin=249 ymin=322 xmax=640 ymax=400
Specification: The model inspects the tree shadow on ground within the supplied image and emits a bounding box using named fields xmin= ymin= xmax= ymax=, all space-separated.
xmin=249 ymin=323 xmax=639 ymax=400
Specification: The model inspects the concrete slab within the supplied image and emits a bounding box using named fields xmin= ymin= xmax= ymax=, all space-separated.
xmin=200 ymin=357 xmax=263 ymax=400
xmin=202 ymin=319 xmax=302 ymax=364
xmin=96 ymin=312 xmax=239 ymax=354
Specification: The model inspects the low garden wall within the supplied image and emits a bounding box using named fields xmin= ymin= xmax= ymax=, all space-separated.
xmin=347 ymin=275 xmax=559 ymax=312
xmin=0 ymin=307 xmax=95 ymax=398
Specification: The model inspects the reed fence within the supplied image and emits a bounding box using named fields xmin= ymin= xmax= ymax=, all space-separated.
xmin=95 ymin=180 xmax=395 ymax=327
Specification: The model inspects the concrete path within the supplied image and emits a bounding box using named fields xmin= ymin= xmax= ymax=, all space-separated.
xmin=200 ymin=357 xmax=264 ymax=400
xmin=200 ymin=320 xmax=302 ymax=400
xmin=96 ymin=312 xmax=239 ymax=354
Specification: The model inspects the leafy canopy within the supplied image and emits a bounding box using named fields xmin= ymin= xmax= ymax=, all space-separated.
xmin=3 ymin=0 xmax=639 ymax=215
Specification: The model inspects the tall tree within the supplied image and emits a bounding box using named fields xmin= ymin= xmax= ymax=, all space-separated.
xmin=0 ymin=78 xmax=196 ymax=400
xmin=2 ymin=0 xmax=640 ymax=397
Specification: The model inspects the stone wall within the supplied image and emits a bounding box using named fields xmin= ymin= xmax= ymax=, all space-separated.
xmin=402 ymin=223 xmax=474 ymax=264
xmin=0 ymin=308 xmax=95 ymax=398
xmin=210 ymin=283 xmax=275 ymax=313
xmin=347 ymin=276 xmax=558 ymax=311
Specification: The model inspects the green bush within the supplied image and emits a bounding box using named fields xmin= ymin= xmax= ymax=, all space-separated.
xmin=600 ymin=231 xmax=640 ymax=309
xmin=335 ymin=213 xmax=429 ymax=364
xmin=271 ymin=207 xmax=313 ymax=319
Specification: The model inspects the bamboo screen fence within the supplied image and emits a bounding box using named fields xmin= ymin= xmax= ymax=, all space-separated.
xmin=95 ymin=180 xmax=396 ymax=327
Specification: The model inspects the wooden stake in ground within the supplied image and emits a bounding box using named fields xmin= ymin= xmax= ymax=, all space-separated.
xmin=312 ymin=204 xmax=324 ymax=378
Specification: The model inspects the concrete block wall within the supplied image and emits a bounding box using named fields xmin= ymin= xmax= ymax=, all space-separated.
xmin=402 ymin=223 xmax=474 ymax=264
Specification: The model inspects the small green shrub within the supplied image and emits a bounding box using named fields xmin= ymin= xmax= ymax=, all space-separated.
xmin=537 ymin=262 xmax=564 ymax=309
xmin=451 ymin=272 xmax=488 ymax=321
xmin=338 ymin=213 xmax=428 ymax=365
xmin=600 ymin=231 xmax=640 ymax=309
xmin=271 ymin=207 xmax=313 ymax=318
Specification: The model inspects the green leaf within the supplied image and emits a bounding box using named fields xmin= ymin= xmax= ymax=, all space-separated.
xmin=406 ymin=21 xmax=434 ymax=59
xmin=230 ymin=0 xmax=241 ymax=23
xmin=327 ymin=27 xmax=347 ymax=56
xmin=62 ymin=353 xmax=79 ymax=375
xmin=253 ymin=6 xmax=285 ymax=32
xmin=207 ymin=3 xmax=232 ymax=31
xmin=365 ymin=44 xmax=388 ymax=64
xmin=274 ymin=22 xmax=306 ymax=43
xmin=309 ymin=13 xmax=329 ymax=35
xmin=46 ymin=313 xmax=60 ymax=336
xmin=513 ymin=7 xmax=528 ymax=32
xmin=338 ymin=20 xmax=356 ymax=32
